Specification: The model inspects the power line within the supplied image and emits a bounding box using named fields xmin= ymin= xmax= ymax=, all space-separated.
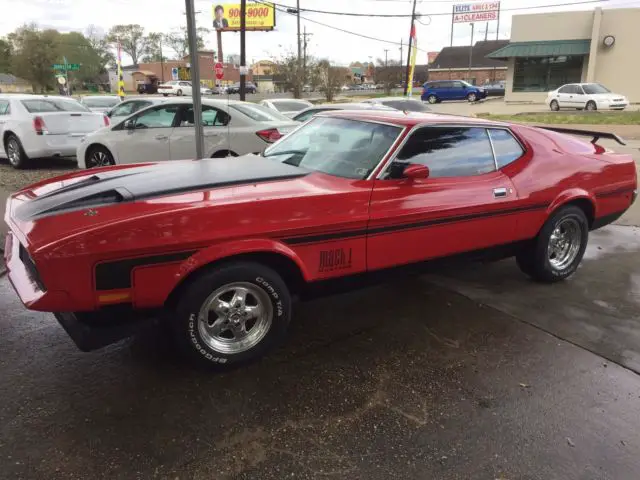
xmin=263 ymin=0 xmax=608 ymax=17
xmin=255 ymin=0 xmax=430 ymax=52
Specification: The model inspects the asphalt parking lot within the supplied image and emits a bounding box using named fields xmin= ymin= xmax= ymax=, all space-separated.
xmin=1 ymin=117 xmax=640 ymax=478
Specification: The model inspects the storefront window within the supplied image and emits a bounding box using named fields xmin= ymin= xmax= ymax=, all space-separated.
xmin=513 ymin=56 xmax=584 ymax=92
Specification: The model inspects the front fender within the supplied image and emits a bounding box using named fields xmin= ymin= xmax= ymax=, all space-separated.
xmin=174 ymin=237 xmax=311 ymax=286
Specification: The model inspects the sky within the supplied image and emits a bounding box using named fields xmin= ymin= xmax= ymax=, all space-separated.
xmin=1 ymin=0 xmax=639 ymax=66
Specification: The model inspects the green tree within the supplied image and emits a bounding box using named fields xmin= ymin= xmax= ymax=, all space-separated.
xmin=163 ymin=27 xmax=208 ymax=60
xmin=0 ymin=38 xmax=12 ymax=73
xmin=57 ymin=31 xmax=105 ymax=84
xmin=8 ymin=24 xmax=59 ymax=92
xmin=85 ymin=25 xmax=115 ymax=69
xmin=141 ymin=32 xmax=164 ymax=63
xmin=106 ymin=24 xmax=147 ymax=65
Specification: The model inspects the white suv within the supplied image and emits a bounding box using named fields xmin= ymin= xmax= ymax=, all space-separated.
xmin=546 ymin=83 xmax=629 ymax=111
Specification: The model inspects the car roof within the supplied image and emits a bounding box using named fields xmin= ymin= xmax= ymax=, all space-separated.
xmin=265 ymin=98 xmax=312 ymax=104
xmin=309 ymin=102 xmax=394 ymax=110
xmin=81 ymin=95 xmax=120 ymax=100
xmin=315 ymin=109 xmax=501 ymax=128
xmin=369 ymin=96 xmax=424 ymax=102
xmin=0 ymin=94 xmax=79 ymax=101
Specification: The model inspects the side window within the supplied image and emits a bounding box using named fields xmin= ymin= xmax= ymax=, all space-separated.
xmin=0 ymin=100 xmax=10 ymax=115
xmin=489 ymin=129 xmax=524 ymax=168
xmin=134 ymin=105 xmax=179 ymax=128
xmin=558 ymin=85 xmax=571 ymax=94
xmin=452 ymin=81 xmax=464 ymax=89
xmin=110 ymin=101 xmax=137 ymax=117
xmin=178 ymin=105 xmax=230 ymax=127
xmin=574 ymin=85 xmax=585 ymax=95
xmin=391 ymin=127 xmax=496 ymax=178
xmin=131 ymin=101 xmax=152 ymax=113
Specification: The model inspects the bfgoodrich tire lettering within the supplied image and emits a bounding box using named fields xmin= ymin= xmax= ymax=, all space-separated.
xmin=516 ymin=205 xmax=588 ymax=283
xmin=174 ymin=262 xmax=291 ymax=368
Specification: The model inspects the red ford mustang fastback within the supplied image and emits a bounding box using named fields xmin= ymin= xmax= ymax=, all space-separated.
xmin=3 ymin=110 xmax=637 ymax=368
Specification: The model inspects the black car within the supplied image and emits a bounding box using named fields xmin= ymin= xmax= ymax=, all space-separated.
xmin=227 ymin=82 xmax=257 ymax=94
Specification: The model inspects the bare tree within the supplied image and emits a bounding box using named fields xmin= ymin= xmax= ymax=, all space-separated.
xmin=106 ymin=24 xmax=147 ymax=65
xmin=163 ymin=27 xmax=208 ymax=60
xmin=316 ymin=59 xmax=348 ymax=102
xmin=375 ymin=58 xmax=402 ymax=95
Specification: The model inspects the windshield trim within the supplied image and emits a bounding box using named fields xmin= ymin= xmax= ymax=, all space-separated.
xmin=263 ymin=116 xmax=405 ymax=181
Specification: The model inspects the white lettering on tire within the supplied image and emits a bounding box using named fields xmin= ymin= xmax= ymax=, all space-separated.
xmin=255 ymin=277 xmax=284 ymax=317
xmin=187 ymin=313 xmax=228 ymax=363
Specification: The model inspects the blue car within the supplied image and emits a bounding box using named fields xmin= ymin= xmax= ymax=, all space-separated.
xmin=421 ymin=80 xmax=487 ymax=104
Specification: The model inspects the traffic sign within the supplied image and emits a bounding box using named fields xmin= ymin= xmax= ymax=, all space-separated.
xmin=215 ymin=62 xmax=224 ymax=80
xmin=52 ymin=63 xmax=80 ymax=71
xmin=57 ymin=76 xmax=66 ymax=85
xmin=171 ymin=67 xmax=179 ymax=80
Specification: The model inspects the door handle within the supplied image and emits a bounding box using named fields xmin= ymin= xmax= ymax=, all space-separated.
xmin=493 ymin=187 xmax=508 ymax=198
xmin=204 ymin=132 xmax=219 ymax=137
xmin=154 ymin=134 xmax=168 ymax=140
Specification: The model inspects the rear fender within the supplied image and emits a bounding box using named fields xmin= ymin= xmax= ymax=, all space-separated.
xmin=547 ymin=188 xmax=597 ymax=221
xmin=172 ymin=237 xmax=311 ymax=288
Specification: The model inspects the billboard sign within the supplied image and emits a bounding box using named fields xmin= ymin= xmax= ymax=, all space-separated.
xmin=213 ymin=2 xmax=276 ymax=31
xmin=453 ymin=2 xmax=500 ymax=23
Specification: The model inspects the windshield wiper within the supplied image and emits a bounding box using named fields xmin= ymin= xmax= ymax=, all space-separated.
xmin=263 ymin=149 xmax=307 ymax=158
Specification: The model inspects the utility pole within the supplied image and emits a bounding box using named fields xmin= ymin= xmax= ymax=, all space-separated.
xmin=399 ymin=39 xmax=403 ymax=85
xmin=384 ymin=49 xmax=389 ymax=67
xmin=240 ymin=0 xmax=247 ymax=100
xmin=403 ymin=0 xmax=417 ymax=96
xmin=468 ymin=22 xmax=475 ymax=84
xmin=296 ymin=0 xmax=302 ymax=97
xmin=302 ymin=26 xmax=312 ymax=86
xmin=484 ymin=22 xmax=489 ymax=41
xmin=159 ymin=37 xmax=165 ymax=83
xmin=185 ymin=0 xmax=204 ymax=159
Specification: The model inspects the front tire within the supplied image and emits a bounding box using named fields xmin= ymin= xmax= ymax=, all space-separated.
xmin=516 ymin=205 xmax=589 ymax=283
xmin=177 ymin=89 xmax=183 ymax=96
xmin=467 ymin=92 xmax=477 ymax=102
xmin=5 ymin=134 xmax=29 ymax=169
xmin=550 ymin=100 xmax=560 ymax=111
xmin=173 ymin=262 xmax=292 ymax=369
xmin=163 ymin=93 xmax=169 ymax=97
xmin=86 ymin=145 xmax=115 ymax=168
xmin=586 ymin=100 xmax=597 ymax=111
xmin=427 ymin=94 xmax=437 ymax=104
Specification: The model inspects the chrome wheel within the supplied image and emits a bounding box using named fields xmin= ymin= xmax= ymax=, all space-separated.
xmin=467 ymin=93 xmax=477 ymax=102
xmin=427 ymin=95 xmax=437 ymax=104
xmin=7 ymin=138 xmax=21 ymax=166
xmin=89 ymin=149 xmax=113 ymax=167
xmin=586 ymin=101 xmax=597 ymax=111
xmin=548 ymin=218 xmax=582 ymax=271
xmin=197 ymin=282 xmax=273 ymax=354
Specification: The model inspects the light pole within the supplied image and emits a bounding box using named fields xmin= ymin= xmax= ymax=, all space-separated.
xmin=468 ymin=23 xmax=475 ymax=84
xmin=185 ymin=0 xmax=204 ymax=159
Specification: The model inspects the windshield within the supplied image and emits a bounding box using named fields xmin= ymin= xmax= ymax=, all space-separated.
xmin=263 ymin=117 xmax=402 ymax=180
xmin=460 ymin=80 xmax=473 ymax=87
xmin=582 ymin=83 xmax=611 ymax=94
xmin=21 ymin=98 xmax=90 ymax=113
xmin=230 ymin=103 xmax=291 ymax=122
xmin=82 ymin=97 xmax=120 ymax=108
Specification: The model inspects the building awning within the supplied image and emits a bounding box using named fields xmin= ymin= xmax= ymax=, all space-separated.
xmin=132 ymin=70 xmax=158 ymax=77
xmin=486 ymin=39 xmax=591 ymax=60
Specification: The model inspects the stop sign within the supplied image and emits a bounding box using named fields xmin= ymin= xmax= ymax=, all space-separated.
xmin=215 ymin=62 xmax=224 ymax=80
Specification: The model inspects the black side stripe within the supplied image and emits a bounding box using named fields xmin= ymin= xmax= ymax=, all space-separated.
xmin=595 ymin=187 xmax=635 ymax=199
xmin=282 ymin=203 xmax=548 ymax=245
xmin=95 ymin=251 xmax=196 ymax=290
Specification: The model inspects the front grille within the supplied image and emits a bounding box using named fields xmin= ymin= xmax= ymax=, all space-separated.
xmin=19 ymin=244 xmax=46 ymax=291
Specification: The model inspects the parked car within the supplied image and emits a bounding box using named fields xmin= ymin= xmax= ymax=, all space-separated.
xmin=362 ymin=97 xmax=432 ymax=113
xmin=0 ymin=94 xmax=109 ymax=169
xmin=158 ymin=80 xmax=193 ymax=97
xmin=302 ymin=85 xmax=313 ymax=93
xmin=292 ymin=102 xmax=396 ymax=122
xmin=421 ymin=80 xmax=487 ymax=104
xmin=213 ymin=85 xmax=229 ymax=95
xmin=76 ymin=99 xmax=297 ymax=168
xmin=546 ymin=83 xmax=629 ymax=111
xmin=79 ymin=95 xmax=121 ymax=113
xmin=105 ymin=97 xmax=171 ymax=123
xmin=5 ymin=110 xmax=636 ymax=369
xmin=484 ymin=81 xmax=505 ymax=97
xmin=226 ymin=82 xmax=257 ymax=94
xmin=259 ymin=99 xmax=314 ymax=118
xmin=137 ymin=82 xmax=158 ymax=94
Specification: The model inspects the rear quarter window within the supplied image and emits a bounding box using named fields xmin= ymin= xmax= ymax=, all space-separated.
xmin=489 ymin=129 xmax=525 ymax=168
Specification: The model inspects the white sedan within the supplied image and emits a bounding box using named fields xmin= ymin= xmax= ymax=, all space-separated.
xmin=157 ymin=80 xmax=193 ymax=97
xmin=76 ymin=98 xmax=298 ymax=168
xmin=546 ymin=83 xmax=629 ymax=111
xmin=0 ymin=94 xmax=109 ymax=169
xmin=259 ymin=99 xmax=314 ymax=118
xmin=79 ymin=95 xmax=121 ymax=113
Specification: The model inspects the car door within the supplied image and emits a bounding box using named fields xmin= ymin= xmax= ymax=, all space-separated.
xmin=111 ymin=104 xmax=179 ymax=163
xmin=451 ymin=81 xmax=468 ymax=100
xmin=367 ymin=126 xmax=520 ymax=271
xmin=571 ymin=84 xmax=587 ymax=108
xmin=555 ymin=85 xmax=573 ymax=108
xmin=0 ymin=100 xmax=10 ymax=148
xmin=180 ymin=82 xmax=193 ymax=96
xmin=169 ymin=104 xmax=230 ymax=160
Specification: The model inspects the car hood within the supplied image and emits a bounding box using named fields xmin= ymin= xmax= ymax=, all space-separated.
xmin=12 ymin=155 xmax=307 ymax=223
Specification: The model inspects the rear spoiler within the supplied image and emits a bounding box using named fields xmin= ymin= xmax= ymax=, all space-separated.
xmin=538 ymin=126 xmax=626 ymax=146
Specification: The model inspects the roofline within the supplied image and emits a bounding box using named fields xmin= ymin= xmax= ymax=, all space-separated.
xmin=428 ymin=66 xmax=508 ymax=71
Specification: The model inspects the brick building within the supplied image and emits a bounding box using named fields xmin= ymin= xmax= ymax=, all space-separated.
xmin=428 ymin=40 xmax=508 ymax=85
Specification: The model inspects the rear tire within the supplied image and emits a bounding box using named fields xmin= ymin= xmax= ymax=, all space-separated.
xmin=516 ymin=205 xmax=589 ymax=283
xmin=586 ymin=100 xmax=597 ymax=111
xmin=86 ymin=145 xmax=115 ymax=168
xmin=550 ymin=100 xmax=560 ymax=111
xmin=172 ymin=262 xmax=292 ymax=369
xmin=4 ymin=134 xmax=28 ymax=169
xmin=163 ymin=93 xmax=168 ymax=97
xmin=177 ymin=89 xmax=183 ymax=96
xmin=427 ymin=95 xmax=437 ymax=104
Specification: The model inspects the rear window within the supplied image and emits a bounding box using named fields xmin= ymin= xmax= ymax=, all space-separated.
xmin=488 ymin=129 xmax=524 ymax=168
xmin=21 ymin=98 xmax=90 ymax=113
xmin=82 ymin=97 xmax=120 ymax=108
xmin=230 ymin=103 xmax=291 ymax=122
xmin=272 ymin=101 xmax=311 ymax=112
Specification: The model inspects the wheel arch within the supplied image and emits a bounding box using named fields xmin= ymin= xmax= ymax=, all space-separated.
xmin=84 ymin=142 xmax=115 ymax=165
xmin=164 ymin=240 xmax=310 ymax=309
xmin=2 ymin=129 xmax=19 ymax=147
xmin=547 ymin=190 xmax=596 ymax=227
xmin=210 ymin=149 xmax=238 ymax=158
